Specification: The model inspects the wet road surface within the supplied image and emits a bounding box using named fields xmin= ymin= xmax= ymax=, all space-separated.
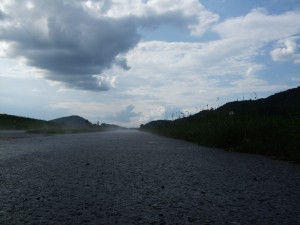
xmin=0 ymin=130 xmax=299 ymax=224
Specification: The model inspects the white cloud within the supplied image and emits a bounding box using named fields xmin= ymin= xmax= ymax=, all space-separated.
xmin=0 ymin=0 xmax=218 ymax=91
xmin=0 ymin=41 xmax=11 ymax=57
xmin=106 ymin=105 xmax=141 ymax=123
xmin=25 ymin=1 xmax=35 ymax=9
xmin=138 ymin=105 xmax=166 ymax=124
xmin=113 ymin=7 xmax=300 ymax=122
xmin=213 ymin=9 xmax=300 ymax=42
xmin=125 ymin=39 xmax=263 ymax=83
xmin=1 ymin=3 xmax=300 ymax=126
xmin=86 ymin=0 xmax=219 ymax=35
xmin=94 ymin=75 xmax=117 ymax=90
xmin=271 ymin=37 xmax=300 ymax=63
xmin=114 ymin=40 xmax=269 ymax=116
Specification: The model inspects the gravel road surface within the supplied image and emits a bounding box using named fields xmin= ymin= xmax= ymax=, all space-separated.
xmin=0 ymin=130 xmax=299 ymax=225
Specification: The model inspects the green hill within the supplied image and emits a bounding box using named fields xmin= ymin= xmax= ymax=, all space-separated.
xmin=0 ymin=114 xmax=93 ymax=134
xmin=50 ymin=115 xmax=93 ymax=128
xmin=216 ymin=86 xmax=300 ymax=117
xmin=141 ymin=87 xmax=300 ymax=162
xmin=0 ymin=114 xmax=126 ymax=134
xmin=0 ymin=114 xmax=52 ymax=130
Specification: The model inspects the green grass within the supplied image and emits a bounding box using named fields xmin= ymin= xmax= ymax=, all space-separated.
xmin=141 ymin=87 xmax=300 ymax=162
xmin=141 ymin=110 xmax=300 ymax=162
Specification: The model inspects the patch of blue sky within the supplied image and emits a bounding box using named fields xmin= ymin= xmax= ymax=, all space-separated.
xmin=252 ymin=42 xmax=300 ymax=86
xmin=219 ymin=92 xmax=266 ymax=104
xmin=262 ymin=61 xmax=300 ymax=85
xmin=200 ymin=0 xmax=300 ymax=19
xmin=139 ymin=0 xmax=300 ymax=43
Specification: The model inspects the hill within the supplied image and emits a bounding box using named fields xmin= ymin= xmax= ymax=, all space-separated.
xmin=141 ymin=86 xmax=300 ymax=162
xmin=50 ymin=115 xmax=93 ymax=128
xmin=0 ymin=114 xmax=53 ymax=130
xmin=216 ymin=86 xmax=300 ymax=117
xmin=0 ymin=114 xmax=127 ymax=134
xmin=0 ymin=114 xmax=94 ymax=131
xmin=99 ymin=123 xmax=126 ymax=130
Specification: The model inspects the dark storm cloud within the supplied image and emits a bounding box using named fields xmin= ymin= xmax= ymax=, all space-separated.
xmin=0 ymin=0 xmax=140 ymax=91
xmin=0 ymin=0 xmax=218 ymax=91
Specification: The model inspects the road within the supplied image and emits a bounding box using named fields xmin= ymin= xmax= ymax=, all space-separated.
xmin=0 ymin=130 xmax=299 ymax=225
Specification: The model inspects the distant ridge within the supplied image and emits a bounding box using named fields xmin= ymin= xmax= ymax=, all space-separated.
xmin=0 ymin=113 xmax=127 ymax=131
xmin=99 ymin=123 xmax=126 ymax=130
xmin=50 ymin=115 xmax=92 ymax=128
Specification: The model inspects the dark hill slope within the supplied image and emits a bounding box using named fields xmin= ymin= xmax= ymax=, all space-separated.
xmin=0 ymin=114 xmax=53 ymax=130
xmin=50 ymin=115 xmax=92 ymax=128
xmin=99 ymin=123 xmax=127 ymax=130
xmin=141 ymin=87 xmax=300 ymax=162
xmin=215 ymin=86 xmax=300 ymax=117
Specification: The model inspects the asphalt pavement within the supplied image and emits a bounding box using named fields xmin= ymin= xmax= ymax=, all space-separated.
xmin=0 ymin=130 xmax=299 ymax=224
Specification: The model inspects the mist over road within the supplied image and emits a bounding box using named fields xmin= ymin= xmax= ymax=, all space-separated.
xmin=1 ymin=130 xmax=299 ymax=224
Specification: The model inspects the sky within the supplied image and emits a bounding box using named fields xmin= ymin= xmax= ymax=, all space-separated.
xmin=0 ymin=0 xmax=300 ymax=127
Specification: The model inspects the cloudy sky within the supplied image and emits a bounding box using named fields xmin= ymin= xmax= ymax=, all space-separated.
xmin=0 ymin=0 xmax=299 ymax=127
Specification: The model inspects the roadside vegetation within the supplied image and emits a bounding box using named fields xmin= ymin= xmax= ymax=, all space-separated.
xmin=140 ymin=87 xmax=300 ymax=162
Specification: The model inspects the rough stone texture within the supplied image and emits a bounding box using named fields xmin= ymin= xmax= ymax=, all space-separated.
xmin=0 ymin=130 xmax=299 ymax=225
